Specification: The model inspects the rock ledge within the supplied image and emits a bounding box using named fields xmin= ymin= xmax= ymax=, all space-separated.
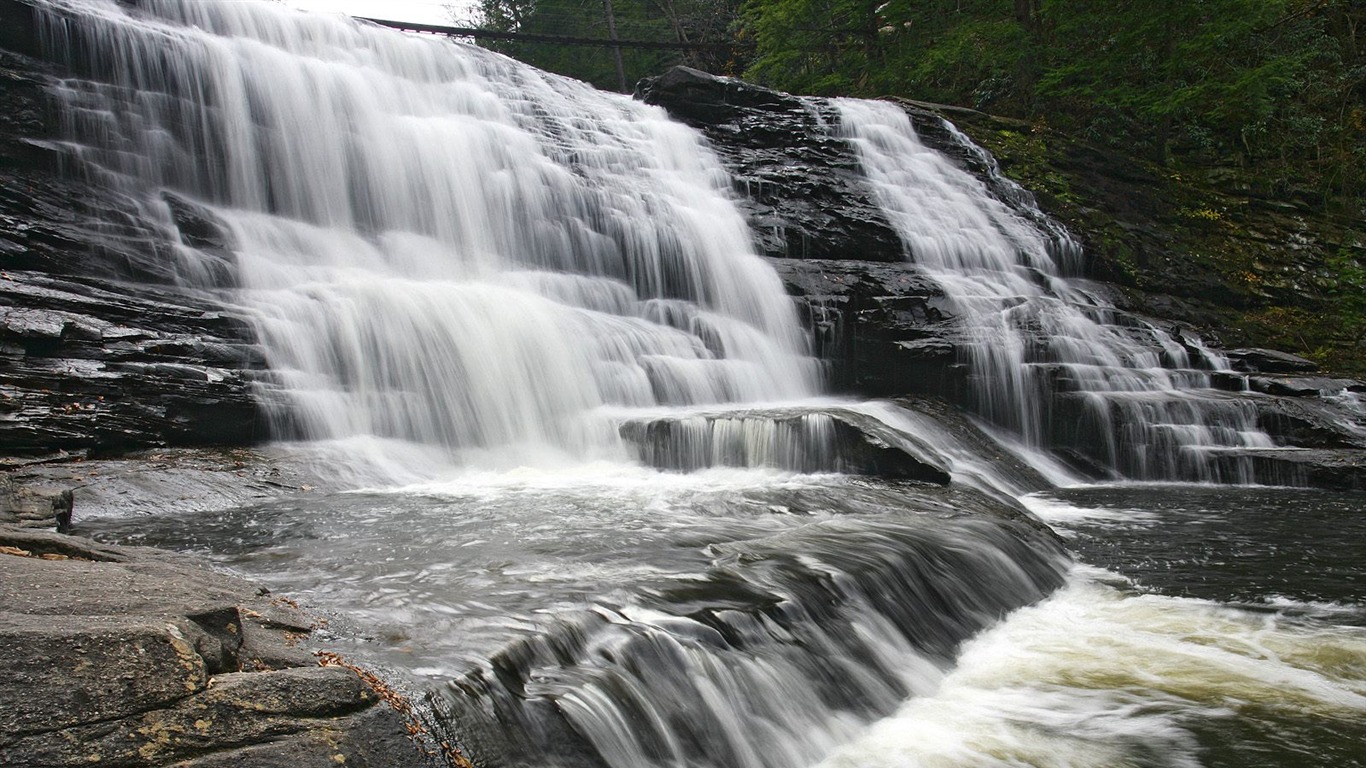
xmin=0 ymin=524 xmax=432 ymax=768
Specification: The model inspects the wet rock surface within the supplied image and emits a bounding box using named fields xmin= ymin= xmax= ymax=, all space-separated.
xmin=1 ymin=18 xmax=267 ymax=457
xmin=0 ymin=523 xmax=427 ymax=768
xmin=0 ymin=271 xmax=269 ymax=454
xmin=637 ymin=67 xmax=905 ymax=262
xmin=769 ymin=259 xmax=966 ymax=400
xmin=1210 ymin=449 xmax=1366 ymax=492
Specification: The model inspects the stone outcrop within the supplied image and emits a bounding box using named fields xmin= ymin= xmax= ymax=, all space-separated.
xmin=769 ymin=259 xmax=965 ymax=400
xmin=0 ymin=524 xmax=428 ymax=768
xmin=0 ymin=473 xmax=71 ymax=530
xmin=637 ymin=67 xmax=905 ymax=262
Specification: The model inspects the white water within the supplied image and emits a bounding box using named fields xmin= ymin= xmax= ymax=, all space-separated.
xmin=816 ymin=565 xmax=1366 ymax=768
xmin=835 ymin=100 xmax=1277 ymax=482
xmin=40 ymin=0 xmax=819 ymax=470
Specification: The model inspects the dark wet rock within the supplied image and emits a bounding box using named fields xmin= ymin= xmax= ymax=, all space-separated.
xmin=0 ymin=524 xmax=425 ymax=768
xmin=1209 ymin=449 xmax=1366 ymax=492
xmin=0 ymin=272 xmax=270 ymax=455
xmin=1251 ymin=391 xmax=1366 ymax=450
xmin=769 ymin=259 xmax=967 ymax=400
xmin=161 ymin=192 xmax=234 ymax=254
xmin=637 ymin=67 xmax=904 ymax=262
xmin=1200 ymin=369 xmax=1366 ymax=449
xmin=1244 ymin=375 xmax=1363 ymax=398
xmin=1223 ymin=347 xmax=1320 ymax=374
xmin=0 ymin=18 xmax=268 ymax=456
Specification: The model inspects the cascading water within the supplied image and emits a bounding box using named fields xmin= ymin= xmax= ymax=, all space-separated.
xmin=38 ymin=0 xmax=819 ymax=469
xmin=30 ymin=1 xmax=1074 ymax=765
xmin=835 ymin=100 xmax=1277 ymax=482
xmin=26 ymin=2 xmax=1366 ymax=768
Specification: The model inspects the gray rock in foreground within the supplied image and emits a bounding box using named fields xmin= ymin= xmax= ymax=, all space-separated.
xmin=0 ymin=525 xmax=433 ymax=768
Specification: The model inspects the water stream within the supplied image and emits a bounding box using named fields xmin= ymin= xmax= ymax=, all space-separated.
xmin=28 ymin=0 xmax=1366 ymax=765
xmin=835 ymin=100 xmax=1277 ymax=483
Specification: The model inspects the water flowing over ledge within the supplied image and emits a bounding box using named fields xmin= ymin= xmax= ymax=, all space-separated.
xmin=36 ymin=0 xmax=820 ymax=467
xmin=834 ymin=99 xmax=1280 ymax=483
xmin=2 ymin=1 xmax=1364 ymax=767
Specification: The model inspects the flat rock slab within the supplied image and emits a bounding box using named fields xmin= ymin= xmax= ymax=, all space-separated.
xmin=1208 ymin=449 xmax=1366 ymax=491
xmin=0 ymin=525 xmax=429 ymax=768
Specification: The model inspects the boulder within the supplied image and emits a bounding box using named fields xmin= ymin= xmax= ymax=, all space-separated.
xmin=0 ymin=524 xmax=429 ymax=768
xmin=1208 ymin=449 xmax=1366 ymax=492
xmin=1223 ymin=347 xmax=1321 ymax=374
xmin=0 ymin=474 xmax=71 ymax=530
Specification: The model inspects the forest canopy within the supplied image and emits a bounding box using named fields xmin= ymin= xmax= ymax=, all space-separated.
xmin=463 ymin=0 xmax=1364 ymax=203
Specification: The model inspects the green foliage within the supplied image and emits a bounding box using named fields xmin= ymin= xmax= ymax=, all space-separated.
xmin=738 ymin=0 xmax=882 ymax=94
xmin=1326 ymin=236 xmax=1366 ymax=319
xmin=736 ymin=0 xmax=1365 ymax=204
xmin=466 ymin=0 xmax=743 ymax=90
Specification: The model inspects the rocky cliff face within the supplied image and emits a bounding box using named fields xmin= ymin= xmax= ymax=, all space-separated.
xmin=637 ymin=66 xmax=905 ymax=263
xmin=636 ymin=68 xmax=978 ymax=403
xmin=0 ymin=1 xmax=266 ymax=457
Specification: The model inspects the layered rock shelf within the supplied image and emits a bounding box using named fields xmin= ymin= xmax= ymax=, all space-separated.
xmin=1 ymin=15 xmax=266 ymax=457
xmin=0 ymin=524 xmax=430 ymax=768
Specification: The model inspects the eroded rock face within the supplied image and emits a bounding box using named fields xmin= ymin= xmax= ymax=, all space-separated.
xmin=0 ymin=525 xmax=426 ymax=768
xmin=769 ymin=259 xmax=966 ymax=400
xmin=0 ymin=6 xmax=267 ymax=457
xmin=0 ymin=473 xmax=71 ymax=529
xmin=637 ymin=67 xmax=905 ymax=263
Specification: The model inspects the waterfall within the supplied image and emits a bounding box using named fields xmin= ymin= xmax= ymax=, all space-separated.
xmin=835 ymin=99 xmax=1276 ymax=482
xmin=37 ymin=4 xmax=1362 ymax=768
xmin=34 ymin=0 xmax=1285 ymax=483
xmin=36 ymin=0 xmax=820 ymax=468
